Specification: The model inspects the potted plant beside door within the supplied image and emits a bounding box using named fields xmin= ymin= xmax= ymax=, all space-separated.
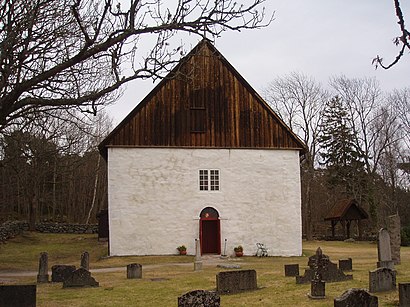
xmin=177 ymin=245 xmax=187 ymax=255
xmin=234 ymin=245 xmax=243 ymax=257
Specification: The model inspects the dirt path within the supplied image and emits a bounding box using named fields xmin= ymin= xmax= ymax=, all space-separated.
xmin=0 ymin=255 xmax=246 ymax=280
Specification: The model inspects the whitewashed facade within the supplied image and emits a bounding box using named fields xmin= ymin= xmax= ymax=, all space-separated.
xmin=107 ymin=147 xmax=302 ymax=256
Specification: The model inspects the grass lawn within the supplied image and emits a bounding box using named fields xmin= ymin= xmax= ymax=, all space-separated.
xmin=0 ymin=232 xmax=409 ymax=306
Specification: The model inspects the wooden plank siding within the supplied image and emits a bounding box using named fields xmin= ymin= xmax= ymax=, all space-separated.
xmin=99 ymin=40 xmax=306 ymax=154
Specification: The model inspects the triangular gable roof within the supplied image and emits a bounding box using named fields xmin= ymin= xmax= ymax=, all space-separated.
xmin=324 ymin=199 xmax=369 ymax=221
xmin=99 ymin=39 xmax=307 ymax=157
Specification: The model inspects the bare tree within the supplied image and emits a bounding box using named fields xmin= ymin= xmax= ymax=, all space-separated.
xmin=373 ymin=0 xmax=409 ymax=69
xmin=330 ymin=76 xmax=400 ymax=176
xmin=0 ymin=0 xmax=271 ymax=129
xmin=0 ymin=109 xmax=112 ymax=225
xmin=391 ymin=88 xmax=410 ymax=151
xmin=263 ymin=72 xmax=328 ymax=240
xmin=263 ymin=72 xmax=327 ymax=165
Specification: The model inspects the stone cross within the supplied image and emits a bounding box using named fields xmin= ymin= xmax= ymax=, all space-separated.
xmin=296 ymin=247 xmax=352 ymax=284
xmin=377 ymin=228 xmax=394 ymax=269
xmin=37 ymin=252 xmax=49 ymax=283
xmin=308 ymin=250 xmax=325 ymax=299
xmin=194 ymin=239 xmax=203 ymax=271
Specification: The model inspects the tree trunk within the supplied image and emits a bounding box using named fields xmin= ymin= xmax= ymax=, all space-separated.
xmin=28 ymin=194 xmax=37 ymax=231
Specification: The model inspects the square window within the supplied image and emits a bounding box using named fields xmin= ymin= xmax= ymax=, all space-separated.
xmin=199 ymin=169 xmax=219 ymax=191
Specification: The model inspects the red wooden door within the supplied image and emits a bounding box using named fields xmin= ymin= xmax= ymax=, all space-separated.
xmin=201 ymin=220 xmax=220 ymax=254
xmin=199 ymin=207 xmax=221 ymax=254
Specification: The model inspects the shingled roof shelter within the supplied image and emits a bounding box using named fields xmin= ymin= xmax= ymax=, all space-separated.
xmin=324 ymin=199 xmax=369 ymax=239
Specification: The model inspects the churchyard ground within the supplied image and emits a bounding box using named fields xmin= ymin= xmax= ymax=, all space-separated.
xmin=0 ymin=232 xmax=408 ymax=306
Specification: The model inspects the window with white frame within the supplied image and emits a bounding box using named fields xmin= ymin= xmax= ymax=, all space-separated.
xmin=199 ymin=169 xmax=220 ymax=191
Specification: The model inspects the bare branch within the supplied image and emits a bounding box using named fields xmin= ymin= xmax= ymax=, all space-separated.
xmin=373 ymin=0 xmax=410 ymax=69
xmin=0 ymin=0 xmax=272 ymax=129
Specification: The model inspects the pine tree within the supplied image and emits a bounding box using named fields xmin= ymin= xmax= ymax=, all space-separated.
xmin=318 ymin=96 xmax=365 ymax=194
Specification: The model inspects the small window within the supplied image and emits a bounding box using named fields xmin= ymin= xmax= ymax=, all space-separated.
xmin=199 ymin=169 xmax=219 ymax=191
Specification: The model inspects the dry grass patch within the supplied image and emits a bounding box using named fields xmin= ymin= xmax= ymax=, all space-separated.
xmin=0 ymin=233 xmax=409 ymax=306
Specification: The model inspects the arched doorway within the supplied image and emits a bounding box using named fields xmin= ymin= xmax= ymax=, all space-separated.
xmin=200 ymin=207 xmax=221 ymax=254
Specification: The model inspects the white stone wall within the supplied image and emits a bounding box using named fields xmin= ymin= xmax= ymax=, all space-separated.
xmin=107 ymin=147 xmax=302 ymax=256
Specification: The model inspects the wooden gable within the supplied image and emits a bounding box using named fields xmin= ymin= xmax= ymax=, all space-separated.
xmin=99 ymin=40 xmax=306 ymax=155
xmin=324 ymin=199 xmax=369 ymax=221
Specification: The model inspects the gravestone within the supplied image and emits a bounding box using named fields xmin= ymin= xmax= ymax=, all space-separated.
xmin=216 ymin=270 xmax=257 ymax=294
xmin=194 ymin=239 xmax=202 ymax=271
xmin=334 ymin=288 xmax=378 ymax=307
xmin=284 ymin=264 xmax=299 ymax=277
xmin=37 ymin=252 xmax=49 ymax=283
xmin=296 ymin=247 xmax=352 ymax=284
xmin=388 ymin=214 xmax=401 ymax=265
xmin=377 ymin=228 xmax=394 ymax=269
xmin=338 ymin=258 xmax=352 ymax=271
xmin=369 ymin=267 xmax=396 ymax=293
xmin=127 ymin=263 xmax=142 ymax=279
xmin=0 ymin=285 xmax=36 ymax=307
xmin=178 ymin=290 xmax=220 ymax=307
xmin=399 ymin=283 xmax=410 ymax=307
xmin=63 ymin=267 xmax=99 ymax=288
xmin=51 ymin=265 xmax=76 ymax=282
xmin=80 ymin=251 xmax=90 ymax=271
xmin=309 ymin=271 xmax=325 ymax=299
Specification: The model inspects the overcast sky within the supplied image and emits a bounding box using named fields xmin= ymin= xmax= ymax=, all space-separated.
xmin=107 ymin=0 xmax=410 ymax=125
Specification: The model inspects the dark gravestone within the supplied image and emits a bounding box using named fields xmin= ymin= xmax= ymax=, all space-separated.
xmin=80 ymin=251 xmax=90 ymax=271
xmin=369 ymin=267 xmax=396 ymax=293
xmin=216 ymin=270 xmax=257 ymax=294
xmin=377 ymin=228 xmax=394 ymax=270
xmin=309 ymin=271 xmax=325 ymax=299
xmin=296 ymin=247 xmax=352 ymax=284
xmin=0 ymin=285 xmax=36 ymax=307
xmin=399 ymin=283 xmax=410 ymax=307
xmin=127 ymin=263 xmax=142 ymax=279
xmin=37 ymin=252 xmax=49 ymax=283
xmin=51 ymin=265 xmax=76 ymax=282
xmin=339 ymin=258 xmax=352 ymax=271
xmin=334 ymin=288 xmax=378 ymax=307
xmin=284 ymin=264 xmax=299 ymax=277
xmin=62 ymin=268 xmax=99 ymax=288
xmin=178 ymin=290 xmax=220 ymax=307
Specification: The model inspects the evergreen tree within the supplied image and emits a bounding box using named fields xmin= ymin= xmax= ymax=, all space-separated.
xmin=318 ymin=96 xmax=365 ymax=195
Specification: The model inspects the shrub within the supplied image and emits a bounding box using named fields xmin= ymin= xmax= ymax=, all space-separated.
xmin=401 ymin=226 xmax=410 ymax=246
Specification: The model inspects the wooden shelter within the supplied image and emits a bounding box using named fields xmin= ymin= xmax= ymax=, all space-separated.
xmin=324 ymin=199 xmax=369 ymax=239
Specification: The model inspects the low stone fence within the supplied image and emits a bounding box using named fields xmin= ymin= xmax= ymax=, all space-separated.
xmin=0 ymin=221 xmax=98 ymax=243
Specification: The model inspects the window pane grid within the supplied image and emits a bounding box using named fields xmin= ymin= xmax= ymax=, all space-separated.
xmin=199 ymin=169 xmax=219 ymax=191
xmin=199 ymin=170 xmax=208 ymax=190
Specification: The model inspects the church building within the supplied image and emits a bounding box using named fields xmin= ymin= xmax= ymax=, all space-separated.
xmin=99 ymin=39 xmax=306 ymax=256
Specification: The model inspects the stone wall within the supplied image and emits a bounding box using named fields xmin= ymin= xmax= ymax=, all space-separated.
xmin=0 ymin=221 xmax=98 ymax=243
